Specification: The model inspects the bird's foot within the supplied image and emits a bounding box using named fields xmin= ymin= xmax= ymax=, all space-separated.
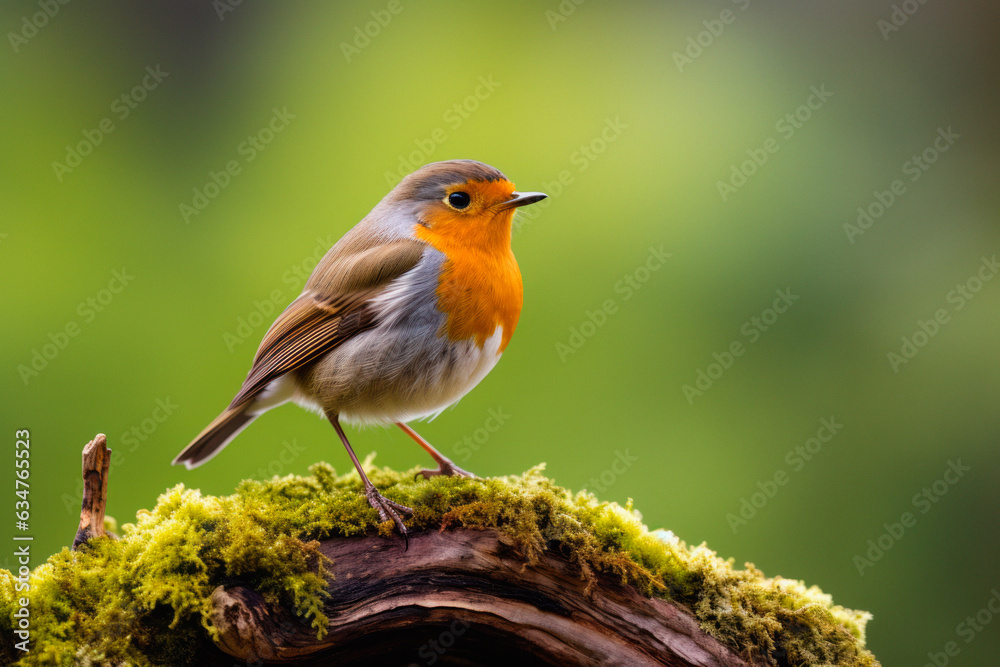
xmin=415 ymin=461 xmax=476 ymax=480
xmin=365 ymin=486 xmax=413 ymax=541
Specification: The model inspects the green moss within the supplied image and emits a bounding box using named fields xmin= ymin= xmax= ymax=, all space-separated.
xmin=1 ymin=461 xmax=879 ymax=666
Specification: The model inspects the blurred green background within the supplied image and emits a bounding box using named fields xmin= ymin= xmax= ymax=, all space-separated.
xmin=2 ymin=1 xmax=998 ymax=663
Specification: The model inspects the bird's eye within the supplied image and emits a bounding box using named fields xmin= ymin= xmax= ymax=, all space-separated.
xmin=448 ymin=192 xmax=471 ymax=209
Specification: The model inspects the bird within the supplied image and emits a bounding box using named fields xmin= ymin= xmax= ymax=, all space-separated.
xmin=173 ymin=159 xmax=546 ymax=540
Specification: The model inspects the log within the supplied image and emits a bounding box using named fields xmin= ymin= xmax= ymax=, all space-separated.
xmin=18 ymin=438 xmax=874 ymax=665
xmin=209 ymin=528 xmax=748 ymax=666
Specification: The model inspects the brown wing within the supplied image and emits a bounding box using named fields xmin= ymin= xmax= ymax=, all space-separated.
xmin=228 ymin=238 xmax=426 ymax=409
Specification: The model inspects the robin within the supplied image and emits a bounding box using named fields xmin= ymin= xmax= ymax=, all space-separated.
xmin=173 ymin=159 xmax=546 ymax=539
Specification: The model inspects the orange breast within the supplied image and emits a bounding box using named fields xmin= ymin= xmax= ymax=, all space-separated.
xmin=414 ymin=216 xmax=523 ymax=352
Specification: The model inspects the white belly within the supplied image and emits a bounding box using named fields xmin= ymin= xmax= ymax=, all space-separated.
xmin=290 ymin=323 xmax=505 ymax=426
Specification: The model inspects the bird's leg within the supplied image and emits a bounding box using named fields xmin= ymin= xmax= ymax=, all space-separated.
xmin=397 ymin=422 xmax=476 ymax=479
xmin=328 ymin=413 xmax=412 ymax=541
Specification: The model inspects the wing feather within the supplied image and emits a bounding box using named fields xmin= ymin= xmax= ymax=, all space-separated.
xmin=228 ymin=238 xmax=426 ymax=409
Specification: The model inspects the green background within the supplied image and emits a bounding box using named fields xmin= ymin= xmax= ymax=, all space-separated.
xmin=2 ymin=1 xmax=998 ymax=663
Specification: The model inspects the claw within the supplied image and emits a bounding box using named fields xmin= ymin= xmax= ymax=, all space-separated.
xmin=365 ymin=486 xmax=413 ymax=548
xmin=415 ymin=461 xmax=476 ymax=480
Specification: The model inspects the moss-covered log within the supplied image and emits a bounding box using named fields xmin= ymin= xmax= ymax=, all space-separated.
xmin=0 ymin=450 xmax=881 ymax=666
xmin=210 ymin=528 xmax=746 ymax=665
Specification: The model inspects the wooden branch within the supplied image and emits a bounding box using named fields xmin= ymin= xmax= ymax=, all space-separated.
xmin=209 ymin=529 xmax=748 ymax=666
xmin=72 ymin=433 xmax=113 ymax=550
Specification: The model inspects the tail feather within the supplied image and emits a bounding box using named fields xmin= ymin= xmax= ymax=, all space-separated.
xmin=173 ymin=407 xmax=256 ymax=469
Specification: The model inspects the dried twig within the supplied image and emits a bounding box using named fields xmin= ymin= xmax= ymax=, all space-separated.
xmin=72 ymin=433 xmax=114 ymax=550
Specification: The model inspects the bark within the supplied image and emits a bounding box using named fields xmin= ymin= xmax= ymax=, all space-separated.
xmin=208 ymin=528 xmax=749 ymax=666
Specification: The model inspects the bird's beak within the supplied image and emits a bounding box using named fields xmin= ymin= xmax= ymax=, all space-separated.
xmin=499 ymin=191 xmax=547 ymax=210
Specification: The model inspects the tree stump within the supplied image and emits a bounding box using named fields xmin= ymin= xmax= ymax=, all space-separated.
xmin=209 ymin=528 xmax=748 ymax=666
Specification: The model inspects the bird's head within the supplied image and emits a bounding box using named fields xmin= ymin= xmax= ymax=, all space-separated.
xmin=391 ymin=160 xmax=546 ymax=251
